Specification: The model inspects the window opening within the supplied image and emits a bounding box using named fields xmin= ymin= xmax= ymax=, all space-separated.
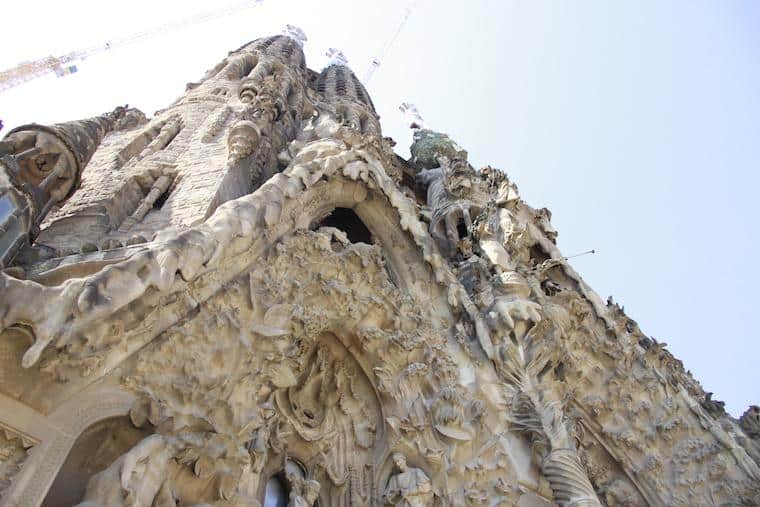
xmin=314 ymin=207 xmax=372 ymax=244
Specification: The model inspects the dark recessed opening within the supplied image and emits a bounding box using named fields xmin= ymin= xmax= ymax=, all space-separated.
xmin=456 ymin=219 xmax=468 ymax=240
xmin=315 ymin=207 xmax=373 ymax=244
xmin=536 ymin=360 xmax=553 ymax=383
xmin=264 ymin=473 xmax=290 ymax=507
xmin=529 ymin=244 xmax=550 ymax=266
xmin=264 ymin=458 xmax=313 ymax=507
xmin=152 ymin=185 xmax=172 ymax=210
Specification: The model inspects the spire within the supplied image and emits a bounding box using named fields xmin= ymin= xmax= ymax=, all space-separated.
xmin=5 ymin=108 xmax=123 ymax=190
xmin=316 ymin=64 xmax=376 ymax=112
xmin=0 ymin=106 xmax=133 ymax=267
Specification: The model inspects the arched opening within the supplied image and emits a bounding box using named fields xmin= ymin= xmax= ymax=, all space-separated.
xmin=41 ymin=416 xmax=152 ymax=507
xmin=529 ymin=243 xmax=551 ymax=266
xmin=263 ymin=474 xmax=289 ymax=507
xmin=314 ymin=207 xmax=373 ymax=244
xmin=263 ymin=458 xmax=309 ymax=507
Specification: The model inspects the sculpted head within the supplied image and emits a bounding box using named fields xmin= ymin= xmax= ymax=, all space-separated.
xmin=305 ymin=479 xmax=321 ymax=503
xmin=392 ymin=452 xmax=408 ymax=472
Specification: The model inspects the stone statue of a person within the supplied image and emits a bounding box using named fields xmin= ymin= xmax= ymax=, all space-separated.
xmin=287 ymin=475 xmax=320 ymax=507
xmin=383 ymin=453 xmax=433 ymax=507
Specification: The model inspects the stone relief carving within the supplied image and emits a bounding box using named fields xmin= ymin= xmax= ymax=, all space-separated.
xmin=383 ymin=453 xmax=433 ymax=507
xmin=0 ymin=31 xmax=758 ymax=507
xmin=228 ymin=119 xmax=261 ymax=162
xmin=413 ymin=129 xmax=601 ymax=506
xmin=286 ymin=473 xmax=320 ymax=507
xmin=0 ymin=430 xmax=31 ymax=496
xmin=203 ymin=105 xmax=232 ymax=143
xmin=739 ymin=406 xmax=760 ymax=439
xmin=0 ymin=106 xmax=137 ymax=267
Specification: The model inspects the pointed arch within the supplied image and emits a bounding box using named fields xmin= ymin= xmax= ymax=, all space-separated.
xmin=0 ymin=140 xmax=479 ymax=393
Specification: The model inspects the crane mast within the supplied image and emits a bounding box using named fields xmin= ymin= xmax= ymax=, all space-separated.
xmin=0 ymin=0 xmax=263 ymax=93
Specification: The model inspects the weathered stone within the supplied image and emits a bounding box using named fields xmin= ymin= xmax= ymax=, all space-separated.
xmin=0 ymin=32 xmax=757 ymax=507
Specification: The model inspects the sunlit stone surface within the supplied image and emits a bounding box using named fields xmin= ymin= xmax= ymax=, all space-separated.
xmin=0 ymin=32 xmax=758 ymax=507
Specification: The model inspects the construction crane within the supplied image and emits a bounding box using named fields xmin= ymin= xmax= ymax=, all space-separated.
xmin=0 ymin=0 xmax=264 ymax=93
xmin=362 ymin=0 xmax=417 ymax=84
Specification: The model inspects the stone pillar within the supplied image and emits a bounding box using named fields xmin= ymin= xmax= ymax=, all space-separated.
xmin=542 ymin=448 xmax=601 ymax=507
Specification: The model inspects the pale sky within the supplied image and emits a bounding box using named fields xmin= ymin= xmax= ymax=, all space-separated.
xmin=1 ymin=0 xmax=758 ymax=416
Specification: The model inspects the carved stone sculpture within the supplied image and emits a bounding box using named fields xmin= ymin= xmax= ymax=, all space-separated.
xmin=0 ymin=106 xmax=136 ymax=267
xmin=76 ymin=435 xmax=172 ymax=507
xmin=287 ymin=474 xmax=320 ymax=507
xmin=228 ymin=120 xmax=260 ymax=162
xmin=383 ymin=453 xmax=433 ymax=507
xmin=0 ymin=30 xmax=758 ymax=507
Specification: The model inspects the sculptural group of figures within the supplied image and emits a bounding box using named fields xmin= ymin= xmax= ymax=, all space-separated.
xmin=0 ymin=30 xmax=759 ymax=507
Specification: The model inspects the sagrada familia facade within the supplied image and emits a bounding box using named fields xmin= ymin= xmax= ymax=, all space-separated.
xmin=0 ymin=32 xmax=758 ymax=507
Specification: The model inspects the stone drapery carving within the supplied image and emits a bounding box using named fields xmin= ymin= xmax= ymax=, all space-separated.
xmin=383 ymin=453 xmax=433 ymax=507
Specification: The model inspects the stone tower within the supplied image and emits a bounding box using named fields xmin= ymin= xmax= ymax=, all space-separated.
xmin=0 ymin=33 xmax=758 ymax=507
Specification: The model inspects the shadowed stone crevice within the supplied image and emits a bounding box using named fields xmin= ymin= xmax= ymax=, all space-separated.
xmin=313 ymin=207 xmax=373 ymax=244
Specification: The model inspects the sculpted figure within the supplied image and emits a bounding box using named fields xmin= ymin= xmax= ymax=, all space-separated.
xmin=383 ymin=453 xmax=433 ymax=507
xmin=287 ymin=475 xmax=320 ymax=507
xmin=603 ymin=478 xmax=643 ymax=507
xmin=738 ymin=405 xmax=760 ymax=465
xmin=77 ymin=434 xmax=172 ymax=507
xmin=239 ymin=424 xmax=271 ymax=499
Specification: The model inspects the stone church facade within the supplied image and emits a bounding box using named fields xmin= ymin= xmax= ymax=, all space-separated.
xmin=0 ymin=33 xmax=758 ymax=507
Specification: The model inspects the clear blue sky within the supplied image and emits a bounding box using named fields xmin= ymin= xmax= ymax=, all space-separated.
xmin=1 ymin=1 xmax=758 ymax=415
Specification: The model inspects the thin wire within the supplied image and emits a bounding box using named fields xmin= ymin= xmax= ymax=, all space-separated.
xmin=564 ymin=249 xmax=596 ymax=260
xmin=526 ymin=249 xmax=595 ymax=274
